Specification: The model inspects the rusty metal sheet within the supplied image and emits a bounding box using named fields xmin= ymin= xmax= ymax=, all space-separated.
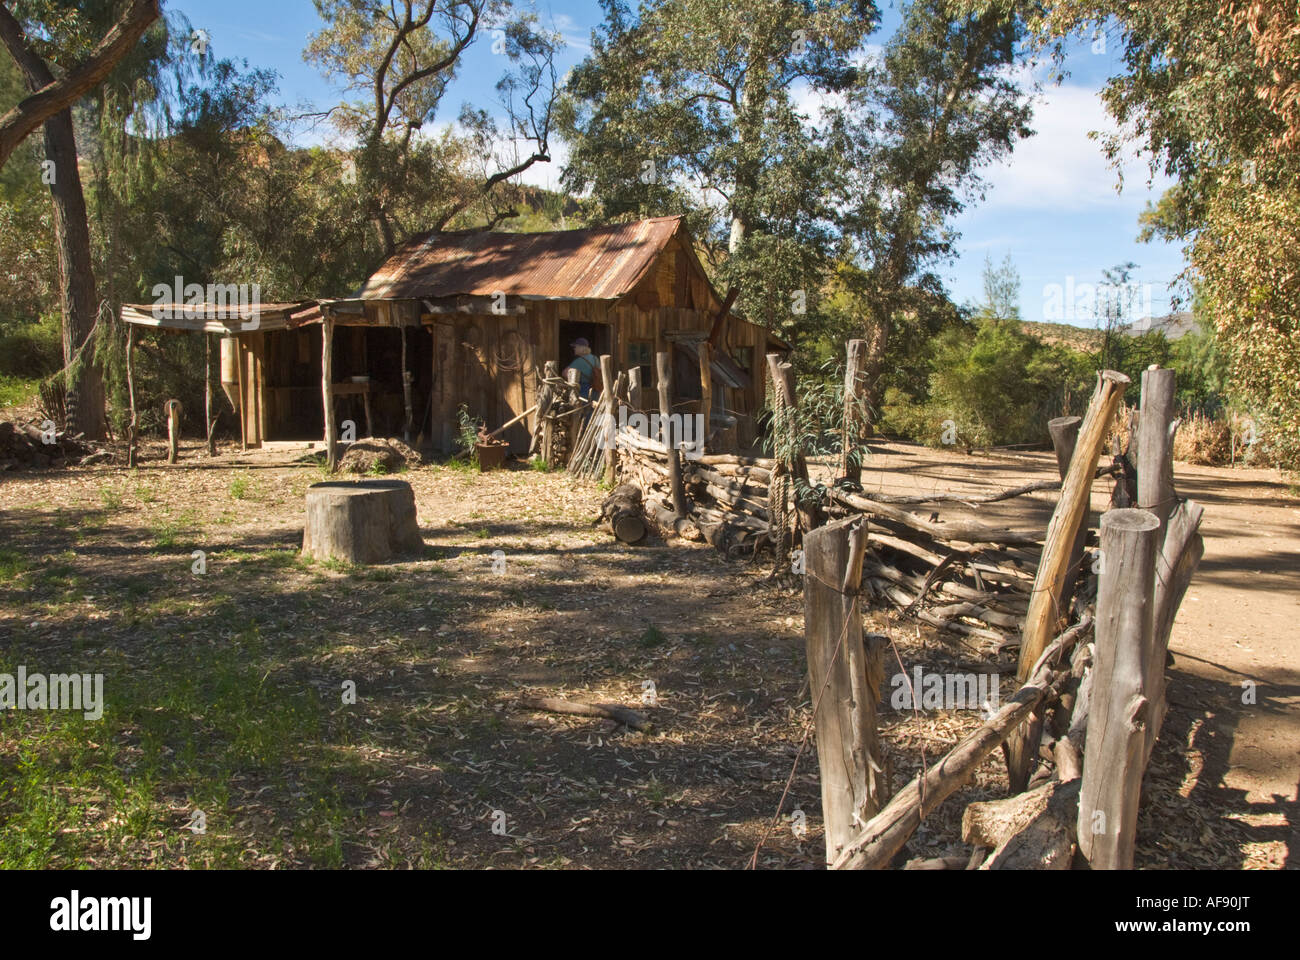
xmin=359 ymin=216 xmax=684 ymax=301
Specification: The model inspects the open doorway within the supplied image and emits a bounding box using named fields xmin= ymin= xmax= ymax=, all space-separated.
xmin=558 ymin=320 xmax=611 ymax=369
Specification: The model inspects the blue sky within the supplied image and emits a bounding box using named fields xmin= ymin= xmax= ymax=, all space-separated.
xmin=173 ymin=0 xmax=1188 ymax=327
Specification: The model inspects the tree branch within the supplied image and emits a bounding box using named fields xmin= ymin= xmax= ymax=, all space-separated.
xmin=0 ymin=0 xmax=161 ymax=167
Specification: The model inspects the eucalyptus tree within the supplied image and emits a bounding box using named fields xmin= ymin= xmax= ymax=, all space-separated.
xmin=831 ymin=0 xmax=1033 ymax=429
xmin=306 ymin=0 xmax=561 ymax=254
xmin=0 ymin=0 xmax=163 ymax=438
xmin=558 ymin=0 xmax=879 ymax=342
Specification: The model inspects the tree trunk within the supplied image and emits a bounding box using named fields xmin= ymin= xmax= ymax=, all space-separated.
xmin=44 ymin=108 xmax=105 ymax=439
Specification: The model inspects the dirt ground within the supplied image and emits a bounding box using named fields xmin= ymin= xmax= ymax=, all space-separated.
xmin=0 ymin=437 xmax=1294 ymax=869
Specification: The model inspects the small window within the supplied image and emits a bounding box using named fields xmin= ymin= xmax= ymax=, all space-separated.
xmin=733 ymin=346 xmax=754 ymax=373
xmin=628 ymin=340 xmax=653 ymax=381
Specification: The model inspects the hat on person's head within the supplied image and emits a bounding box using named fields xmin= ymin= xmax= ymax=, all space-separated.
xmin=571 ymin=338 xmax=590 ymax=348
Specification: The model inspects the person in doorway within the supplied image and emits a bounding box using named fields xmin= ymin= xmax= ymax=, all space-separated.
xmin=565 ymin=338 xmax=602 ymax=401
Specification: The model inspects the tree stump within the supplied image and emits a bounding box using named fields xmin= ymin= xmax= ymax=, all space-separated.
xmin=303 ymin=480 xmax=424 ymax=564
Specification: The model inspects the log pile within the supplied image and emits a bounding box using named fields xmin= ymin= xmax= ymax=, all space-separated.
xmin=0 ymin=419 xmax=106 ymax=471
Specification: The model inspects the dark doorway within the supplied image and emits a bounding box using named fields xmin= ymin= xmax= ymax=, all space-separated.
xmin=558 ymin=320 xmax=612 ymax=368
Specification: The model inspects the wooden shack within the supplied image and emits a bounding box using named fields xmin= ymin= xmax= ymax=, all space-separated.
xmin=120 ymin=216 xmax=787 ymax=459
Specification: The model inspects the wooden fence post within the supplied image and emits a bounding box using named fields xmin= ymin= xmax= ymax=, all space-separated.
xmin=600 ymin=353 xmax=617 ymax=486
xmin=841 ymin=339 xmax=866 ymax=484
xmin=1078 ymin=507 xmax=1161 ymax=869
xmin=766 ymin=353 xmax=822 ymax=535
xmin=1137 ymin=366 xmax=1178 ymax=544
xmin=565 ymin=366 xmax=582 ymax=462
xmin=1008 ymin=372 xmax=1129 ymax=790
xmin=656 ymin=351 xmax=689 ymax=519
xmin=628 ymin=366 xmax=644 ymax=412
xmin=803 ymin=516 xmax=885 ymax=865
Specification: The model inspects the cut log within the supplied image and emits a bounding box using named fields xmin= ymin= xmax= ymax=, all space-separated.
xmin=302 ymin=479 xmax=424 ymax=564
xmin=517 ymin=696 xmax=651 ymax=731
xmin=599 ymin=484 xmax=648 ymax=545
xmin=832 ymin=489 xmax=1043 ymax=547
xmin=963 ymin=779 xmax=1080 ymax=870
xmin=645 ymin=496 xmax=700 ymax=540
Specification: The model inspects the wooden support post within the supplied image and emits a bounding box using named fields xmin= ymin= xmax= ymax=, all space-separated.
xmin=125 ymin=324 xmax=138 ymax=469
xmin=803 ymin=516 xmax=885 ymax=865
xmin=628 ymin=366 xmax=644 ymax=412
xmin=235 ymin=337 xmax=248 ymax=453
xmin=565 ymin=366 xmax=582 ymax=462
xmin=204 ymin=334 xmax=217 ymax=456
xmin=600 ymin=354 xmax=617 ymax=486
xmin=165 ymin=399 xmax=182 ymax=464
xmin=1048 ymin=415 xmax=1087 ymax=625
xmin=1008 ymin=373 xmax=1130 ymax=791
xmin=401 ymin=326 xmax=414 ymax=444
xmin=1137 ymin=366 xmax=1178 ymax=546
xmin=840 ymin=339 xmax=866 ymax=484
xmin=538 ymin=360 xmax=559 ymax=464
xmin=656 ymin=351 xmax=689 ymax=519
xmin=322 ymin=318 xmax=338 ymax=472
xmin=697 ymin=341 xmax=712 ymax=456
xmin=1078 ymin=508 xmax=1161 ymax=870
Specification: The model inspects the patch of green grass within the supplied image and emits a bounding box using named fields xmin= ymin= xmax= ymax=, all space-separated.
xmin=319 ymin=556 xmax=355 ymax=574
xmin=0 ymin=374 xmax=40 ymax=408
xmin=149 ymin=509 xmax=198 ymax=551
xmin=229 ymin=473 xmax=252 ymax=501
xmin=639 ymin=625 xmax=667 ymax=648
xmin=98 ymin=485 xmax=123 ymax=511
xmin=0 ymin=548 xmax=27 ymax=581
xmin=528 ymin=457 xmax=555 ymax=472
xmin=472 ymin=527 xmax=490 ymax=540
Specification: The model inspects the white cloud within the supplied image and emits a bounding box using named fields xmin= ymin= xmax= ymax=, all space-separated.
xmin=978 ymin=82 xmax=1173 ymax=211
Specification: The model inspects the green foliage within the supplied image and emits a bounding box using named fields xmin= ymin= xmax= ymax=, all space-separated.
xmin=559 ymin=0 xmax=881 ymax=347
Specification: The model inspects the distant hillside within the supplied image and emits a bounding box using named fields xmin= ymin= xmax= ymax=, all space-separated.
xmin=1022 ymin=312 xmax=1201 ymax=350
xmin=1021 ymin=321 xmax=1103 ymax=351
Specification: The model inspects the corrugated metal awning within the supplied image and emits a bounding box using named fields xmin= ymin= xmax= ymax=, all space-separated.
xmin=121 ymin=302 xmax=310 ymax=334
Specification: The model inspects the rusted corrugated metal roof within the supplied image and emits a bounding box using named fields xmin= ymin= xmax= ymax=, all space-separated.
xmin=358 ymin=216 xmax=685 ymax=301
